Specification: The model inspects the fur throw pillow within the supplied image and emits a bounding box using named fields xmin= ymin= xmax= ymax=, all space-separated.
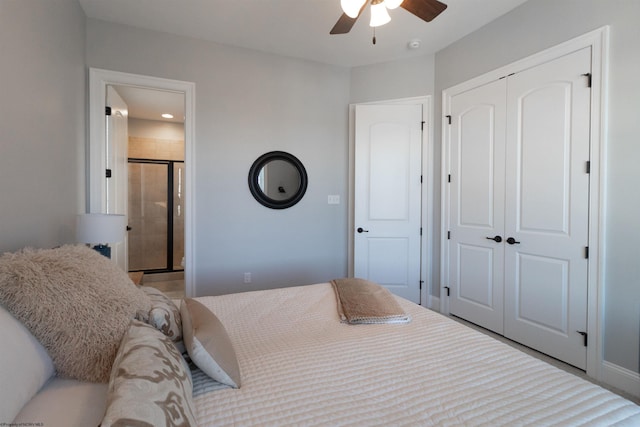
xmin=0 ymin=244 xmax=152 ymax=383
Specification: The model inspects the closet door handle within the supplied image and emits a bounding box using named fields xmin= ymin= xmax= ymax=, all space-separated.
xmin=485 ymin=235 xmax=502 ymax=243
xmin=506 ymin=237 xmax=520 ymax=245
xmin=357 ymin=227 xmax=369 ymax=233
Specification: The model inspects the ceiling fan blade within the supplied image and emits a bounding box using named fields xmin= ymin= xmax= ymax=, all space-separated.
xmin=330 ymin=2 xmax=367 ymax=35
xmin=401 ymin=0 xmax=447 ymax=22
xmin=330 ymin=13 xmax=358 ymax=34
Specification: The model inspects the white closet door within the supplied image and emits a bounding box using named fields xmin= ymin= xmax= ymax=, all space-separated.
xmin=448 ymin=79 xmax=507 ymax=333
xmin=503 ymin=47 xmax=591 ymax=369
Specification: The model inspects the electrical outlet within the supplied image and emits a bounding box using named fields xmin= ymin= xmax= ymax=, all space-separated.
xmin=328 ymin=195 xmax=340 ymax=205
xmin=243 ymin=272 xmax=252 ymax=283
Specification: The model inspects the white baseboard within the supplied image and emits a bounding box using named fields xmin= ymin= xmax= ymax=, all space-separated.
xmin=601 ymin=361 xmax=640 ymax=399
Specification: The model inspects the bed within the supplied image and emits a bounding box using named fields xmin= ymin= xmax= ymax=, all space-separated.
xmin=189 ymin=282 xmax=640 ymax=426
xmin=1 ymin=245 xmax=639 ymax=426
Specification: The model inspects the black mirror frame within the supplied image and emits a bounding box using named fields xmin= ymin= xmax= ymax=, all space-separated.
xmin=248 ymin=151 xmax=308 ymax=209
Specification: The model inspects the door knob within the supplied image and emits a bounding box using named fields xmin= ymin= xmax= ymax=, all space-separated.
xmin=357 ymin=227 xmax=369 ymax=233
xmin=506 ymin=237 xmax=521 ymax=245
xmin=485 ymin=235 xmax=502 ymax=243
xmin=126 ymin=225 xmax=132 ymax=231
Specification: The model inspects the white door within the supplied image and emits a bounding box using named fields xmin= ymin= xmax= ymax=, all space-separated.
xmin=447 ymin=48 xmax=591 ymax=369
xmin=354 ymin=104 xmax=423 ymax=303
xmin=448 ymin=79 xmax=507 ymax=334
xmin=106 ymin=85 xmax=129 ymax=271
xmin=503 ymin=47 xmax=591 ymax=369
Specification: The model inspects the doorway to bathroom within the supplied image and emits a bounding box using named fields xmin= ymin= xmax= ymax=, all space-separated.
xmin=119 ymin=88 xmax=186 ymax=297
xmin=89 ymin=68 xmax=194 ymax=298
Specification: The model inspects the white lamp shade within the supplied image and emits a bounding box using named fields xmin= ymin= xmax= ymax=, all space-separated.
xmin=370 ymin=2 xmax=391 ymax=27
xmin=76 ymin=214 xmax=126 ymax=244
xmin=341 ymin=0 xmax=367 ymax=18
xmin=384 ymin=0 xmax=403 ymax=9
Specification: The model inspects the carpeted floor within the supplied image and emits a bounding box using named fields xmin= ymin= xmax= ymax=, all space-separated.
xmin=451 ymin=315 xmax=640 ymax=405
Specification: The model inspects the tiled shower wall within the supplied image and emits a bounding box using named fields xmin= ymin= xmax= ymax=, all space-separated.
xmin=129 ymin=136 xmax=184 ymax=162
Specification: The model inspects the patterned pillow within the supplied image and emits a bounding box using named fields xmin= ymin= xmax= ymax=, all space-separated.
xmin=102 ymin=320 xmax=197 ymax=427
xmin=141 ymin=286 xmax=182 ymax=342
xmin=181 ymin=298 xmax=241 ymax=388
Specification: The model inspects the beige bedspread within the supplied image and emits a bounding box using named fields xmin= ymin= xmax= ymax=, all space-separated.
xmin=191 ymin=283 xmax=640 ymax=426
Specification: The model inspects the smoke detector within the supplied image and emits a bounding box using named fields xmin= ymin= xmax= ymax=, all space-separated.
xmin=408 ymin=39 xmax=421 ymax=49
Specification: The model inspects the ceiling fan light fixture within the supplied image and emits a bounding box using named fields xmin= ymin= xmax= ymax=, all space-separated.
xmin=341 ymin=0 xmax=367 ymax=18
xmin=370 ymin=1 xmax=391 ymax=27
xmin=384 ymin=0 xmax=404 ymax=10
xmin=330 ymin=0 xmax=447 ymax=37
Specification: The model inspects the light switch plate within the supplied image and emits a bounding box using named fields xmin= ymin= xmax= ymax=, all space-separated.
xmin=328 ymin=195 xmax=340 ymax=205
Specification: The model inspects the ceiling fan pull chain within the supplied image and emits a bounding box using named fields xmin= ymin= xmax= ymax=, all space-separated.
xmin=372 ymin=27 xmax=376 ymax=45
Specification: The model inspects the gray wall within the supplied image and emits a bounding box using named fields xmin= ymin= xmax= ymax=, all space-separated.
xmin=128 ymin=118 xmax=184 ymax=141
xmin=0 ymin=0 xmax=86 ymax=252
xmin=86 ymin=19 xmax=351 ymax=296
xmin=434 ymin=0 xmax=640 ymax=373
xmin=350 ymin=54 xmax=435 ymax=103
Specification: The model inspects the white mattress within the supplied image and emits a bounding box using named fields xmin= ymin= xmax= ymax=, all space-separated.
xmin=192 ymin=283 xmax=640 ymax=426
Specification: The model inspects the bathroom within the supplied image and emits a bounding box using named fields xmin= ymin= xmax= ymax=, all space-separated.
xmin=117 ymin=86 xmax=185 ymax=298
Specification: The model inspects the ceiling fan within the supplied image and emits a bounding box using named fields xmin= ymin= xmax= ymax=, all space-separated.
xmin=330 ymin=0 xmax=447 ymax=36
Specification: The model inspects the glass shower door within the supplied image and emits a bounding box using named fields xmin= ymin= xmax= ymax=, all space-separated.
xmin=128 ymin=160 xmax=185 ymax=272
xmin=128 ymin=161 xmax=169 ymax=271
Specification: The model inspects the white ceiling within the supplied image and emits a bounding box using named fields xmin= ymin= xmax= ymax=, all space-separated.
xmin=79 ymin=0 xmax=528 ymax=68
xmin=84 ymin=0 xmax=528 ymax=120
xmin=113 ymin=85 xmax=185 ymax=123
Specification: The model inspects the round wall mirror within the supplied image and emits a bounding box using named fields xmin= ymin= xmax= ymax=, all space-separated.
xmin=248 ymin=151 xmax=308 ymax=209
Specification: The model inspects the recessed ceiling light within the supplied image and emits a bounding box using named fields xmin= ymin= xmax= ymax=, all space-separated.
xmin=162 ymin=113 xmax=174 ymax=119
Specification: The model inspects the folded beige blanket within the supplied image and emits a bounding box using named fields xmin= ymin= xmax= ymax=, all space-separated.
xmin=331 ymin=278 xmax=411 ymax=324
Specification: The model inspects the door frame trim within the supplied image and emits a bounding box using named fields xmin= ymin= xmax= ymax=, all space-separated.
xmin=88 ymin=68 xmax=196 ymax=298
xmin=440 ymin=27 xmax=609 ymax=381
xmin=348 ymin=96 xmax=433 ymax=306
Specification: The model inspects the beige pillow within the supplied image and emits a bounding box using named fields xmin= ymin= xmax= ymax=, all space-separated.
xmin=102 ymin=320 xmax=197 ymax=427
xmin=142 ymin=286 xmax=182 ymax=342
xmin=0 ymin=245 xmax=152 ymax=382
xmin=180 ymin=298 xmax=241 ymax=388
